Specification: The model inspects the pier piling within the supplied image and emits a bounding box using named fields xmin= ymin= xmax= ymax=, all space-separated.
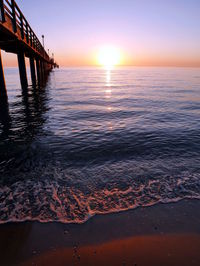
xmin=29 ymin=57 xmax=36 ymax=87
xmin=40 ymin=60 xmax=45 ymax=82
xmin=0 ymin=49 xmax=7 ymax=99
xmin=17 ymin=51 xmax=28 ymax=90
xmin=36 ymin=59 xmax=41 ymax=85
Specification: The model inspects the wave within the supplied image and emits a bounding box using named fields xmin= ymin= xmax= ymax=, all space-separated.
xmin=1 ymin=164 xmax=200 ymax=224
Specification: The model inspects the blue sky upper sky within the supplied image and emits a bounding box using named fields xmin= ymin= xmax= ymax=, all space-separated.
xmin=3 ymin=0 xmax=200 ymax=66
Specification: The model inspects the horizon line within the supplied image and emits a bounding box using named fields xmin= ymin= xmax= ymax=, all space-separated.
xmin=4 ymin=65 xmax=200 ymax=68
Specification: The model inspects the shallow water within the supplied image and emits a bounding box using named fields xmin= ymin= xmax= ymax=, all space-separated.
xmin=0 ymin=67 xmax=200 ymax=223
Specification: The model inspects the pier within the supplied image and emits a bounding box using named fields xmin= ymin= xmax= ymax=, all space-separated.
xmin=0 ymin=0 xmax=58 ymax=99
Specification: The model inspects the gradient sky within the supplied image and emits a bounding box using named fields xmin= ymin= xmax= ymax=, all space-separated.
xmin=3 ymin=0 xmax=200 ymax=67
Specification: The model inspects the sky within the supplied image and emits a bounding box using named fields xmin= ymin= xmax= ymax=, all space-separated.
xmin=2 ymin=0 xmax=200 ymax=67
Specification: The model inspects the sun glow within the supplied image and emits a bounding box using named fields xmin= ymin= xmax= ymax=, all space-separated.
xmin=97 ymin=46 xmax=121 ymax=68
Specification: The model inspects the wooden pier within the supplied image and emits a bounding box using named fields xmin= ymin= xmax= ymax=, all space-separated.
xmin=0 ymin=0 xmax=58 ymax=99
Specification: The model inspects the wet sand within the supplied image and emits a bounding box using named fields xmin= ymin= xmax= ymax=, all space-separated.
xmin=22 ymin=234 xmax=200 ymax=266
xmin=0 ymin=199 xmax=200 ymax=265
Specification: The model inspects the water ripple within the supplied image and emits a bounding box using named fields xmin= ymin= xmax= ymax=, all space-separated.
xmin=0 ymin=67 xmax=200 ymax=223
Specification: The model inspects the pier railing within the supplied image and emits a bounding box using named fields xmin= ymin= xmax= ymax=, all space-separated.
xmin=0 ymin=0 xmax=49 ymax=61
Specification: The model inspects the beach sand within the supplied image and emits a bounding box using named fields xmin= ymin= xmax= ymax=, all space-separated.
xmin=21 ymin=234 xmax=200 ymax=266
xmin=0 ymin=199 xmax=200 ymax=265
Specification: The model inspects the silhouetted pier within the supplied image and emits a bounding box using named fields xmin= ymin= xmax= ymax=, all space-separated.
xmin=0 ymin=0 xmax=58 ymax=98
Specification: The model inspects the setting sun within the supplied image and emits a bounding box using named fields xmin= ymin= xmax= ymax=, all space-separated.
xmin=97 ymin=46 xmax=122 ymax=67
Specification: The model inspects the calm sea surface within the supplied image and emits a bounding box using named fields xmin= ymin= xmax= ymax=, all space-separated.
xmin=0 ymin=67 xmax=200 ymax=223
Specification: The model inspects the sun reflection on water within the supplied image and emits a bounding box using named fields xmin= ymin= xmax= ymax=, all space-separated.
xmin=105 ymin=69 xmax=112 ymax=99
xmin=106 ymin=69 xmax=111 ymax=86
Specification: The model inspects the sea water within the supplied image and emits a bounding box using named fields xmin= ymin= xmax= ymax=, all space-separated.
xmin=0 ymin=67 xmax=200 ymax=223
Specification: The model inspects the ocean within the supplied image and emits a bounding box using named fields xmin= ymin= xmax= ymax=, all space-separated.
xmin=0 ymin=66 xmax=200 ymax=223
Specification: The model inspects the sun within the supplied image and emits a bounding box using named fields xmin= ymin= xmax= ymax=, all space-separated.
xmin=97 ymin=46 xmax=121 ymax=68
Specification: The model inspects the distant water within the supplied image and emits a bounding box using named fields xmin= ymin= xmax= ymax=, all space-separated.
xmin=0 ymin=67 xmax=200 ymax=224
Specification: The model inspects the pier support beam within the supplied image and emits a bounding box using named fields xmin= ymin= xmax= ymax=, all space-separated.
xmin=0 ymin=49 xmax=7 ymax=99
xmin=44 ymin=62 xmax=47 ymax=74
xmin=29 ymin=57 xmax=36 ymax=87
xmin=36 ymin=59 xmax=41 ymax=85
xmin=17 ymin=52 xmax=28 ymax=90
xmin=40 ymin=60 xmax=45 ymax=81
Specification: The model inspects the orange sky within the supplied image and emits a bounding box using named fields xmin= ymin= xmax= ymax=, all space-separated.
xmin=2 ymin=50 xmax=200 ymax=68
xmin=2 ymin=0 xmax=200 ymax=68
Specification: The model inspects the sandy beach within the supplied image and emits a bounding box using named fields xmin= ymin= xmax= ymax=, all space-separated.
xmin=21 ymin=234 xmax=200 ymax=266
xmin=1 ymin=199 xmax=200 ymax=265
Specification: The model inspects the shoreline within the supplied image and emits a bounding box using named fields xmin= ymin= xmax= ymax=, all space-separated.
xmin=0 ymin=197 xmax=197 ymax=226
xmin=1 ymin=199 xmax=200 ymax=265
